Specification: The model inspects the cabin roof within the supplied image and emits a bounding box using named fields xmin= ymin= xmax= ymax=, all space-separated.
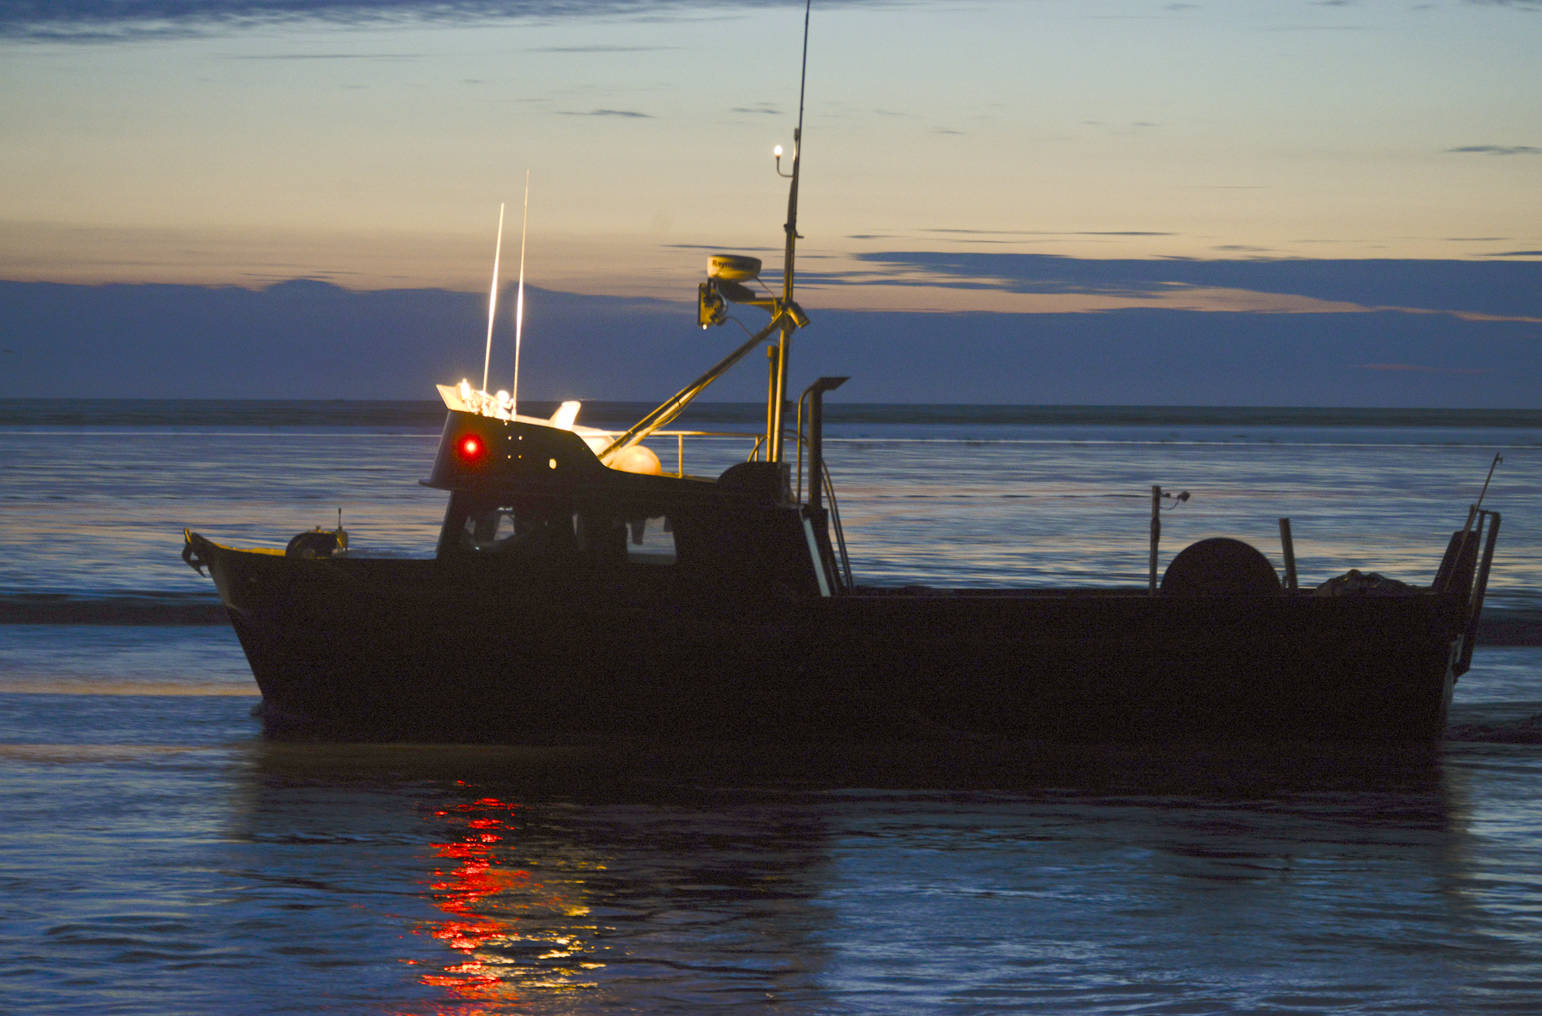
xmin=422 ymin=410 xmax=789 ymax=515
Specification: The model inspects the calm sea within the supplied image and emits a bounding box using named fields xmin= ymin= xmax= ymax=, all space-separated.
xmin=3 ymin=398 xmax=1541 ymax=1015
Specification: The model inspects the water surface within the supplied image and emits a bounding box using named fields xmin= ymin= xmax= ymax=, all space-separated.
xmin=2 ymin=400 xmax=1540 ymax=1014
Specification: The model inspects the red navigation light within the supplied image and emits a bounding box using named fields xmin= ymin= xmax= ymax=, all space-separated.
xmin=457 ymin=434 xmax=484 ymax=462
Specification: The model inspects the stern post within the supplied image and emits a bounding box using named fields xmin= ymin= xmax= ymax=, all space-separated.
xmin=802 ymin=375 xmax=851 ymax=592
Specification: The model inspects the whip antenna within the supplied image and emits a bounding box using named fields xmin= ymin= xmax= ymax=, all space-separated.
xmin=784 ymin=0 xmax=810 ymax=298
xmin=480 ymin=202 xmax=506 ymax=393
xmin=796 ymin=0 xmax=810 ymax=154
xmin=1475 ymin=452 xmax=1502 ymax=512
xmin=512 ymin=170 xmax=530 ymax=419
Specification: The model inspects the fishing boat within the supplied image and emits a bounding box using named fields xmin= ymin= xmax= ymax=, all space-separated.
xmin=181 ymin=7 xmax=1500 ymax=746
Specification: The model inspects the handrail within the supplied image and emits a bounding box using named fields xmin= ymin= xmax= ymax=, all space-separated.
xmin=791 ymin=376 xmax=822 ymax=500
xmin=822 ymin=459 xmax=853 ymax=590
xmin=600 ymin=428 xmax=767 ymax=477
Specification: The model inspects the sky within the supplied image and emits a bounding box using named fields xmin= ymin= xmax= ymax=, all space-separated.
xmin=1 ymin=0 xmax=1539 ymax=406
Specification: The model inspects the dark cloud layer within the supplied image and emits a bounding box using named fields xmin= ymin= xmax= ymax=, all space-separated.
xmin=848 ymin=252 xmax=1542 ymax=320
xmin=560 ymin=108 xmax=653 ymax=118
xmin=0 ymin=0 xmax=881 ymax=43
xmin=2 ymin=261 xmax=1537 ymax=407
xmin=1447 ymin=144 xmax=1542 ymax=156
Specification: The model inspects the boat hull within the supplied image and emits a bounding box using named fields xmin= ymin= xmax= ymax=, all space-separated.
xmin=191 ymin=535 xmax=1466 ymax=744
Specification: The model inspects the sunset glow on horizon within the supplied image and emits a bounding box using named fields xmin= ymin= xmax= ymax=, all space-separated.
xmin=2 ymin=0 xmax=1538 ymax=406
xmin=2 ymin=0 xmax=1538 ymax=299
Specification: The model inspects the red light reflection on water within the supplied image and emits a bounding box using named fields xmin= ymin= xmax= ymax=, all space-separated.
xmin=410 ymin=790 xmax=599 ymax=1012
xmin=420 ymin=796 xmax=524 ymax=1001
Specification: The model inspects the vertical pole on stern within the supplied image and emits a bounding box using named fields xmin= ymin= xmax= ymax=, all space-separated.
xmin=1279 ymin=517 xmax=1298 ymax=592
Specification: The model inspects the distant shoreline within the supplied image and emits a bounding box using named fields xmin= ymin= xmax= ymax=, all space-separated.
xmin=3 ymin=398 xmax=1540 ymax=431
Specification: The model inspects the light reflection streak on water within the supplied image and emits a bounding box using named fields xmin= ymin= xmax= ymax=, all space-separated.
xmin=415 ymin=790 xmax=600 ymax=1010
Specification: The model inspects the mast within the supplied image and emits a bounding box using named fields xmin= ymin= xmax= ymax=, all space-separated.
xmin=767 ymin=0 xmax=811 ymax=465
xmin=599 ymin=0 xmax=813 ymax=469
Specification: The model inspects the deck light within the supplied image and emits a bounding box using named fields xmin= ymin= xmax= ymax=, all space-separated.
xmin=775 ymin=141 xmax=797 ymax=178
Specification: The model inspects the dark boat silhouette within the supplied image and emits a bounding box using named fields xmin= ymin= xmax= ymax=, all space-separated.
xmin=181 ymin=4 xmax=1499 ymax=745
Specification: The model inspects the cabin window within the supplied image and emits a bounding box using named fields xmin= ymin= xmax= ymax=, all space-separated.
xmin=570 ymin=514 xmax=676 ymax=565
xmin=456 ymin=502 xmax=576 ymax=557
xmin=440 ymin=494 xmax=675 ymax=566
xmin=625 ymin=515 xmax=676 ymax=565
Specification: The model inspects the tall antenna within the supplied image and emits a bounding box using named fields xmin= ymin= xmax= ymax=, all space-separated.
xmin=600 ymin=0 xmax=814 ymax=466
xmin=785 ymin=0 xmax=810 ymax=298
xmin=480 ymin=202 xmax=506 ymax=393
xmin=767 ymin=0 xmax=812 ymax=464
xmin=512 ymin=170 xmax=530 ymax=419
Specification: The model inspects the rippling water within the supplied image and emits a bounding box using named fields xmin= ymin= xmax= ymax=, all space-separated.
xmin=2 ymin=400 xmax=1541 ymax=1014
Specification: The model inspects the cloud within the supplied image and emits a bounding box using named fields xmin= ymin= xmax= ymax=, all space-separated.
xmin=921 ymin=229 xmax=1175 ymax=239
xmin=4 ymin=278 xmax=1537 ymax=407
xmin=1081 ymin=120 xmax=1160 ymax=135
xmin=846 ymin=251 xmax=1542 ymax=320
xmin=1446 ymin=144 xmax=1542 ymax=156
xmin=560 ymin=108 xmax=653 ymax=118
xmin=223 ymin=51 xmax=421 ymax=61
xmin=0 ymin=0 xmax=907 ymax=43
xmin=531 ymin=44 xmax=680 ymax=54
xmin=1357 ymin=362 xmax=1490 ymax=376
xmin=1 ymin=1 xmax=471 ymax=40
